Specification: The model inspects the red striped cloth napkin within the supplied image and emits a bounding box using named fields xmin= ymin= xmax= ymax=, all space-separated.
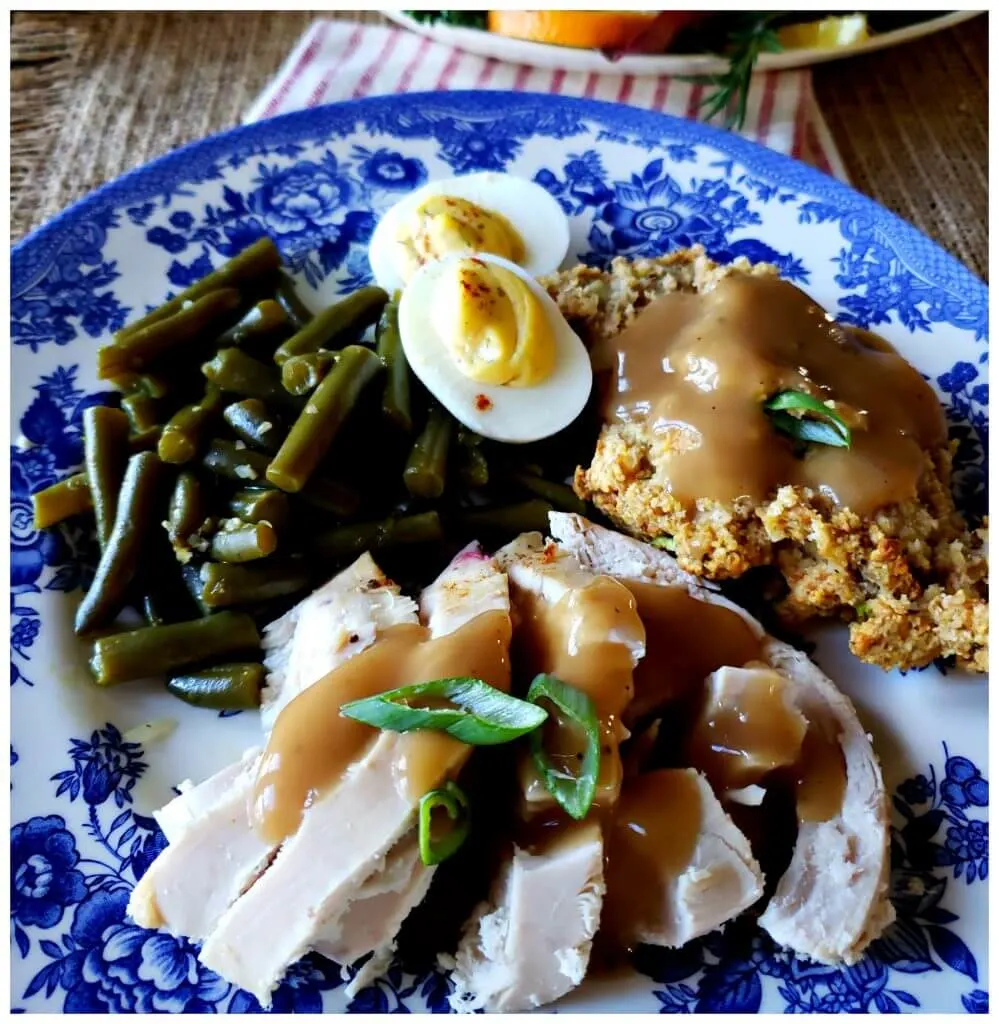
xmin=246 ymin=20 xmax=848 ymax=181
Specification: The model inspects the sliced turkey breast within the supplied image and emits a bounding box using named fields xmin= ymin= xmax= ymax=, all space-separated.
xmin=756 ymin=641 xmax=896 ymax=964
xmin=496 ymin=529 xmax=646 ymax=815
xmin=447 ymin=821 xmax=605 ymax=1013
xmin=261 ymin=551 xmax=419 ymax=731
xmin=154 ymin=749 xmax=257 ymax=844
xmin=198 ymin=546 xmax=511 ymax=1006
xmin=128 ymin=554 xmax=420 ymax=942
xmin=604 ymin=768 xmax=763 ymax=949
xmin=447 ymin=532 xmax=645 ymax=1012
xmin=550 ymin=510 xmax=717 ymax=592
xmin=127 ymin=747 xmax=274 ymax=940
xmin=550 ymin=512 xmax=765 ymax=723
xmin=320 ymin=544 xmax=512 ymax=997
xmin=311 ymin=829 xmax=434 ymax=993
xmin=548 ymin=513 xmax=894 ymax=964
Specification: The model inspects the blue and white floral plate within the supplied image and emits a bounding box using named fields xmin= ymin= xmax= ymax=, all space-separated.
xmin=10 ymin=92 xmax=988 ymax=1014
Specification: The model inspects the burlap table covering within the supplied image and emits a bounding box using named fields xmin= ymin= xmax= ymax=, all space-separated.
xmin=11 ymin=10 xmax=987 ymax=280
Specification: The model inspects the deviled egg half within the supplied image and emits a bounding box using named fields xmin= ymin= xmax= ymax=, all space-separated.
xmin=397 ymin=252 xmax=592 ymax=444
xmin=368 ymin=172 xmax=572 ymax=294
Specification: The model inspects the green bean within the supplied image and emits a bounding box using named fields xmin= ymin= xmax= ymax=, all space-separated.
xmin=75 ymin=452 xmax=164 ymax=635
xmin=457 ymin=445 xmax=490 ymax=489
xmin=223 ymin=399 xmax=286 ymax=453
xmin=115 ymin=237 xmax=282 ymax=341
xmin=202 ymin=437 xmax=358 ymax=517
xmin=274 ymin=273 xmax=316 ymax=329
xmin=167 ymin=663 xmax=264 ymax=710
xmin=180 ymin=563 xmax=211 ymax=616
xmin=128 ymin=425 xmax=163 ymax=453
xmin=376 ymin=301 xmax=413 ymax=433
xmin=229 ymin=488 xmax=291 ymax=531
xmin=458 ymin=500 xmax=554 ymax=537
xmin=110 ymin=373 xmax=172 ymax=399
xmin=273 ymin=286 xmax=388 ymax=365
xmin=267 ymin=345 xmax=383 ymax=492
xmin=166 ymin=472 xmax=207 ymax=547
xmin=83 ymin=406 xmax=131 ymax=548
xmin=141 ymin=535 xmax=203 ymax=626
xmin=512 ymin=472 xmax=588 ymax=515
xmin=199 ymin=561 xmax=312 ymax=608
xmin=158 ymin=384 xmax=227 ymax=464
xmin=99 ymin=288 xmax=243 ymax=378
xmin=210 ymin=522 xmax=279 ymax=563
xmin=298 ymin=477 xmax=362 ymax=518
xmin=281 ymin=351 xmax=337 ymax=396
xmin=202 ymin=347 xmax=299 ymax=410
xmin=141 ymin=593 xmax=175 ymax=628
xmin=89 ymin=611 xmax=260 ymax=686
xmin=216 ymin=299 xmax=290 ymax=350
xmin=456 ymin=429 xmax=489 ymax=488
xmin=32 ymin=473 xmax=93 ymax=529
xmin=202 ymin=438 xmax=272 ymax=485
xmin=312 ymin=511 xmax=442 ymax=563
xmin=121 ymin=392 xmax=160 ymax=434
xmin=404 ymin=405 xmax=451 ymax=500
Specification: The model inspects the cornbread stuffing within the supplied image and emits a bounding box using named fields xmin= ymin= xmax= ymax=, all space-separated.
xmin=544 ymin=247 xmax=988 ymax=673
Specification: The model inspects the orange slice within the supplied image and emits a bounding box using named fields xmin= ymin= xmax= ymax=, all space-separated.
xmin=487 ymin=10 xmax=678 ymax=51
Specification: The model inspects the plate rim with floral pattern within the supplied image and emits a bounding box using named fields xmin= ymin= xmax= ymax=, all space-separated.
xmin=10 ymin=91 xmax=988 ymax=1015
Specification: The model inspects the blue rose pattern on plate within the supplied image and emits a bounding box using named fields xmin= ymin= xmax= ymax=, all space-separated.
xmin=10 ymin=92 xmax=987 ymax=1012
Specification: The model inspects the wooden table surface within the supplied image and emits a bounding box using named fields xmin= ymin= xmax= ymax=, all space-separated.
xmin=11 ymin=11 xmax=988 ymax=280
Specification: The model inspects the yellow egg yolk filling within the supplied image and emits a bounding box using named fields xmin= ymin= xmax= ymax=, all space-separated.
xmin=397 ymin=196 xmax=525 ymax=280
xmin=442 ymin=258 xmax=556 ymax=388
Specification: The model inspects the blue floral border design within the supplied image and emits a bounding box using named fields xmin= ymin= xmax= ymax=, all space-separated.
xmin=12 ymin=92 xmax=985 ymax=323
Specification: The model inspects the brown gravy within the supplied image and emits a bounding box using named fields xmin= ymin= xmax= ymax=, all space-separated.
xmin=252 ymin=610 xmax=512 ymax=843
xmin=517 ymin=575 xmax=644 ymax=722
xmin=601 ymin=275 xmax=947 ymax=514
xmin=514 ymin=576 xmax=645 ymax=811
xmin=685 ymin=665 xmax=807 ymax=792
xmin=794 ymin=721 xmax=847 ymax=823
xmin=602 ymin=769 xmax=703 ymax=944
xmin=619 ymin=580 xmax=763 ymax=722
xmin=684 ymin=664 xmax=848 ymax=823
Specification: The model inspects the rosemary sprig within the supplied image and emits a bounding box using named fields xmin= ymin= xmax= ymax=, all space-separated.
xmin=692 ymin=14 xmax=785 ymax=130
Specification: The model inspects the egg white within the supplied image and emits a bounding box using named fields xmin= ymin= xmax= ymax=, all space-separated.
xmin=368 ymin=172 xmax=571 ymax=295
xmin=398 ymin=252 xmax=593 ymax=444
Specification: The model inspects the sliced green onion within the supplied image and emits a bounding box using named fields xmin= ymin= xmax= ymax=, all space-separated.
xmin=765 ymin=390 xmax=851 ymax=449
xmin=652 ymin=536 xmax=676 ymax=552
xmin=340 ymin=677 xmax=548 ymax=746
xmin=526 ymin=673 xmax=601 ymax=822
xmin=419 ymin=781 xmax=470 ymax=866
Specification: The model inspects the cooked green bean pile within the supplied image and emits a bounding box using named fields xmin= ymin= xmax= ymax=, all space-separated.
xmin=31 ymin=236 xmax=595 ymax=711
